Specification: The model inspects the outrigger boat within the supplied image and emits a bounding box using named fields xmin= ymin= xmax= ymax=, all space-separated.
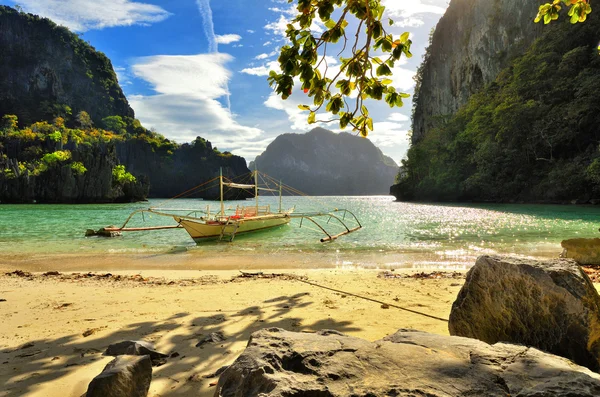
xmin=93 ymin=169 xmax=362 ymax=243
xmin=174 ymin=168 xmax=292 ymax=242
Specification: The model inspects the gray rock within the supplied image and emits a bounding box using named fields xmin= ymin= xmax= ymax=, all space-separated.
xmin=86 ymin=355 xmax=151 ymax=397
xmin=449 ymin=255 xmax=600 ymax=371
xmin=105 ymin=340 xmax=168 ymax=365
xmin=214 ymin=328 xmax=600 ymax=397
xmin=561 ymin=238 xmax=600 ymax=265
xmin=196 ymin=331 xmax=226 ymax=347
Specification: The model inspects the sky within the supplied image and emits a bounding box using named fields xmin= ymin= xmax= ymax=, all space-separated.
xmin=3 ymin=0 xmax=450 ymax=164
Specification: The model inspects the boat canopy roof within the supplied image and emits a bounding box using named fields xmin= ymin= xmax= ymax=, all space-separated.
xmin=223 ymin=182 xmax=278 ymax=192
xmin=223 ymin=182 xmax=254 ymax=189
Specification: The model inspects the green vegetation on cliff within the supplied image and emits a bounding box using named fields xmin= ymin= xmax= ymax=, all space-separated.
xmin=0 ymin=114 xmax=149 ymax=203
xmin=0 ymin=6 xmax=251 ymax=203
xmin=0 ymin=5 xmax=133 ymax=126
xmin=396 ymin=15 xmax=600 ymax=203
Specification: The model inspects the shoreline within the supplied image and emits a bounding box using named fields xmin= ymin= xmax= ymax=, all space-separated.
xmin=0 ymin=247 xmax=564 ymax=273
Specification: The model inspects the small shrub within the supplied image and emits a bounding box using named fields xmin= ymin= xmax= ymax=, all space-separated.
xmin=112 ymin=165 xmax=136 ymax=184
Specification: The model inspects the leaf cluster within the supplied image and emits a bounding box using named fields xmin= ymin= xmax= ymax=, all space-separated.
xmin=269 ymin=0 xmax=412 ymax=137
xmin=535 ymin=0 xmax=592 ymax=24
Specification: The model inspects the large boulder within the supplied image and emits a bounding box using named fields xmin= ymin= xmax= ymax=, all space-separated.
xmin=561 ymin=238 xmax=600 ymax=265
xmin=86 ymin=355 xmax=152 ymax=397
xmin=449 ymin=255 xmax=600 ymax=371
xmin=214 ymin=328 xmax=600 ymax=396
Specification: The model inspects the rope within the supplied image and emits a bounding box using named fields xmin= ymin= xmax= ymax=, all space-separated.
xmin=238 ymin=271 xmax=449 ymax=323
xmin=153 ymin=177 xmax=220 ymax=207
xmin=293 ymin=276 xmax=449 ymax=322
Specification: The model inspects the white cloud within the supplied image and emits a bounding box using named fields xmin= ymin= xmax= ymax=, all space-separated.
xmin=129 ymin=53 xmax=263 ymax=155
xmin=215 ymin=34 xmax=242 ymax=45
xmin=382 ymin=0 xmax=448 ymax=28
xmin=255 ymin=53 xmax=270 ymax=60
xmin=388 ymin=113 xmax=410 ymax=123
xmin=14 ymin=0 xmax=170 ymax=32
xmin=240 ymin=61 xmax=279 ymax=76
xmin=247 ymin=29 xmax=255 ymax=34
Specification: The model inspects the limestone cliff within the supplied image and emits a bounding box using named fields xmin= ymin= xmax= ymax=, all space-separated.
xmin=0 ymin=6 xmax=251 ymax=202
xmin=412 ymin=0 xmax=544 ymax=143
xmin=0 ymin=6 xmax=133 ymax=126
xmin=252 ymin=128 xmax=397 ymax=195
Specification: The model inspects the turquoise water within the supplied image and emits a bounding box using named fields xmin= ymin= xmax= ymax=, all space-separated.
xmin=1 ymin=196 xmax=599 ymax=268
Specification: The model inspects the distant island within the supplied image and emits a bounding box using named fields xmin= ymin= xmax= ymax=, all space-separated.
xmin=0 ymin=6 xmax=249 ymax=203
xmin=251 ymin=127 xmax=397 ymax=196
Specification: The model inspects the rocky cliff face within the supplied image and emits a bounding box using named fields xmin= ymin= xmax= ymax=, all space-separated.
xmin=252 ymin=128 xmax=397 ymax=195
xmin=0 ymin=6 xmax=133 ymax=126
xmin=412 ymin=0 xmax=544 ymax=143
xmin=0 ymin=139 xmax=148 ymax=204
xmin=0 ymin=6 xmax=251 ymax=203
xmin=116 ymin=139 xmax=251 ymax=200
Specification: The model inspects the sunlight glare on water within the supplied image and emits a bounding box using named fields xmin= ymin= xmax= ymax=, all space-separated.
xmin=1 ymin=196 xmax=599 ymax=268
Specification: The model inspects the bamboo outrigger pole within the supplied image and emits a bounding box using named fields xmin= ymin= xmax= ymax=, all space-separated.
xmin=220 ymin=167 xmax=225 ymax=217
xmin=254 ymin=165 xmax=259 ymax=214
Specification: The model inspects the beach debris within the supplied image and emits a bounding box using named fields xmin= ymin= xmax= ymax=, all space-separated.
xmin=18 ymin=342 xmax=34 ymax=350
xmin=196 ymin=332 xmax=227 ymax=347
xmin=378 ymin=271 xmax=464 ymax=280
xmin=85 ymin=227 xmax=123 ymax=238
xmin=1 ymin=270 xmax=221 ymax=287
xmin=214 ymin=327 xmax=600 ymax=397
xmin=82 ymin=326 xmax=107 ymax=338
xmin=15 ymin=350 xmax=42 ymax=358
xmin=42 ymin=271 xmax=61 ymax=276
xmin=105 ymin=340 xmax=168 ymax=366
xmin=5 ymin=270 xmax=32 ymax=278
xmin=449 ymin=255 xmax=600 ymax=372
xmin=0 ymin=299 xmax=6 ymax=302
xmin=170 ymin=352 xmax=180 ymax=358
xmin=86 ymin=355 xmax=152 ymax=397
xmin=583 ymin=265 xmax=600 ymax=283
xmin=202 ymin=365 xmax=229 ymax=379
xmin=232 ymin=271 xmax=305 ymax=282
xmin=380 ymin=304 xmax=390 ymax=309
xmin=54 ymin=302 xmax=73 ymax=310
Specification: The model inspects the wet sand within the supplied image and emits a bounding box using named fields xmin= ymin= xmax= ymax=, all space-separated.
xmin=0 ymin=268 xmax=465 ymax=397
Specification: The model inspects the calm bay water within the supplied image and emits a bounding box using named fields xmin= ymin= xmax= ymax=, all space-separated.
xmin=1 ymin=196 xmax=599 ymax=269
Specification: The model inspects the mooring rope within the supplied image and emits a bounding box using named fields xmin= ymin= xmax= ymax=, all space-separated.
xmin=239 ymin=271 xmax=449 ymax=323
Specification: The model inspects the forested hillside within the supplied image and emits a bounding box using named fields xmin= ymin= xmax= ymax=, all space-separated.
xmin=0 ymin=6 xmax=250 ymax=203
xmin=395 ymin=7 xmax=600 ymax=203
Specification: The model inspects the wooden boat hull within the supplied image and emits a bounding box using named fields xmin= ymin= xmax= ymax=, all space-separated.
xmin=175 ymin=215 xmax=291 ymax=242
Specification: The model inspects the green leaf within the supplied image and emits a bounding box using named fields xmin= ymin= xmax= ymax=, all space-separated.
xmin=298 ymin=105 xmax=311 ymax=111
xmin=308 ymin=111 xmax=316 ymax=124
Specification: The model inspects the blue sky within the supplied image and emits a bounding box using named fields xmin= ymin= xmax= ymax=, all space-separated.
xmin=3 ymin=0 xmax=450 ymax=163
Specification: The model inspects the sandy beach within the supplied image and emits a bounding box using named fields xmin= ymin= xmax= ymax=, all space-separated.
xmin=0 ymin=266 xmax=466 ymax=397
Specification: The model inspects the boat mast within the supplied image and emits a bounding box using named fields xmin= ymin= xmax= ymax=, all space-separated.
xmin=279 ymin=180 xmax=282 ymax=213
xmin=254 ymin=165 xmax=259 ymax=213
xmin=220 ymin=167 xmax=224 ymax=217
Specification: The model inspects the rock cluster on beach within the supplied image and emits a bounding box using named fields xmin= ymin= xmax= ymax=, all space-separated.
xmin=86 ymin=341 xmax=168 ymax=397
xmin=74 ymin=254 xmax=600 ymax=396
xmin=449 ymin=255 xmax=600 ymax=372
xmin=215 ymin=327 xmax=600 ymax=396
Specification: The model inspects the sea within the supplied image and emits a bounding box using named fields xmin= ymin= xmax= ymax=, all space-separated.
xmin=1 ymin=196 xmax=599 ymax=270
